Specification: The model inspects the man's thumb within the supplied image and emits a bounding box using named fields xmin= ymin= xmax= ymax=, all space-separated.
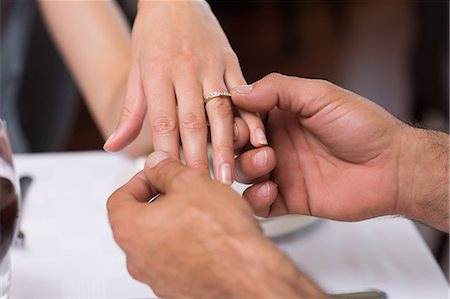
xmin=231 ymin=73 xmax=337 ymax=117
xmin=144 ymin=151 xmax=187 ymax=194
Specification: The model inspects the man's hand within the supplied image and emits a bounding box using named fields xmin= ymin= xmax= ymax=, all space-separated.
xmin=107 ymin=151 xmax=325 ymax=298
xmin=232 ymin=73 xmax=448 ymax=232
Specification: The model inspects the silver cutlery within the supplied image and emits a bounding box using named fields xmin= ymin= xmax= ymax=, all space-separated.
xmin=15 ymin=175 xmax=33 ymax=247
xmin=329 ymin=288 xmax=387 ymax=299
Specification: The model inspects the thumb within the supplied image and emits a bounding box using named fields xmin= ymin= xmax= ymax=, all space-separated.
xmin=144 ymin=151 xmax=192 ymax=194
xmin=104 ymin=67 xmax=147 ymax=152
xmin=231 ymin=73 xmax=340 ymax=117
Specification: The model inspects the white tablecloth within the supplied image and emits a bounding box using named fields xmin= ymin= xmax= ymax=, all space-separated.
xmin=11 ymin=152 xmax=448 ymax=298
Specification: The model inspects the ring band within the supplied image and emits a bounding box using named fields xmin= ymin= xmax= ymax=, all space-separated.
xmin=203 ymin=91 xmax=231 ymax=105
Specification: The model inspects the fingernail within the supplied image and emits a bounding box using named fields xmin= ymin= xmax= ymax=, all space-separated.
xmin=219 ymin=163 xmax=232 ymax=185
xmin=233 ymin=84 xmax=253 ymax=94
xmin=252 ymin=149 xmax=267 ymax=168
xmin=103 ymin=131 xmax=116 ymax=151
xmin=233 ymin=121 xmax=239 ymax=141
xmin=258 ymin=182 xmax=270 ymax=198
xmin=146 ymin=151 xmax=170 ymax=168
xmin=255 ymin=128 xmax=268 ymax=145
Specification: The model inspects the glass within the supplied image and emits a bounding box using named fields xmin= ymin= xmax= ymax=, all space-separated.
xmin=0 ymin=119 xmax=20 ymax=299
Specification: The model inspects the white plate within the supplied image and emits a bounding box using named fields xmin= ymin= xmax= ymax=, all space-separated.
xmin=231 ymin=181 xmax=319 ymax=238
xmin=258 ymin=215 xmax=319 ymax=238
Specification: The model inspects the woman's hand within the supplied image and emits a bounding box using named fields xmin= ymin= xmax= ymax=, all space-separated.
xmin=104 ymin=1 xmax=266 ymax=185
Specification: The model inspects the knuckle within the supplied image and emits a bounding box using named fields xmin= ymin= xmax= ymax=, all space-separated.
xmin=214 ymin=144 xmax=234 ymax=156
xmin=266 ymin=72 xmax=285 ymax=83
xmin=312 ymin=79 xmax=340 ymax=95
xmin=188 ymin=159 xmax=210 ymax=170
xmin=314 ymin=79 xmax=336 ymax=93
xmin=151 ymin=115 xmax=178 ymax=135
xmin=107 ymin=193 xmax=123 ymax=228
xmin=208 ymin=98 xmax=233 ymax=118
xmin=181 ymin=112 xmax=207 ymax=132
xmin=106 ymin=194 xmax=116 ymax=214
xmin=120 ymin=104 xmax=134 ymax=119
xmin=126 ymin=261 xmax=143 ymax=282
xmin=112 ymin=223 xmax=130 ymax=247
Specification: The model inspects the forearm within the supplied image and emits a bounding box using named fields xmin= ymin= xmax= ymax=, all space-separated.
xmin=218 ymin=237 xmax=327 ymax=298
xmin=38 ymin=0 xmax=130 ymax=138
xmin=137 ymin=0 xmax=208 ymax=10
xmin=400 ymin=126 xmax=449 ymax=232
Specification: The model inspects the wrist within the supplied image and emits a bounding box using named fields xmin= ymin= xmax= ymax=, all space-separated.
xmin=398 ymin=126 xmax=449 ymax=232
xmin=137 ymin=0 xmax=207 ymax=12
xmin=221 ymin=236 xmax=326 ymax=298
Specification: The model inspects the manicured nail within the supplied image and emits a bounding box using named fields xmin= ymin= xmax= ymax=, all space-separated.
xmin=258 ymin=182 xmax=270 ymax=198
xmin=252 ymin=149 xmax=267 ymax=168
xmin=255 ymin=128 xmax=268 ymax=145
xmin=103 ymin=131 xmax=116 ymax=151
xmin=233 ymin=121 xmax=239 ymax=141
xmin=233 ymin=84 xmax=253 ymax=94
xmin=219 ymin=163 xmax=232 ymax=185
xmin=146 ymin=151 xmax=170 ymax=168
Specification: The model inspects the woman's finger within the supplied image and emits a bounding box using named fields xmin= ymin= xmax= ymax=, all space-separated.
xmin=173 ymin=73 xmax=209 ymax=171
xmin=203 ymin=76 xmax=235 ymax=185
xmin=104 ymin=64 xmax=147 ymax=152
xmin=140 ymin=65 xmax=180 ymax=159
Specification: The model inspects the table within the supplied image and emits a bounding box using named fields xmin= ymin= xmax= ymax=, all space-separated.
xmin=10 ymin=152 xmax=449 ymax=298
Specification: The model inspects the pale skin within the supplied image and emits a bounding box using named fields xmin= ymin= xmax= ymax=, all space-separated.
xmin=108 ymin=73 xmax=448 ymax=298
xmin=39 ymin=0 xmax=266 ymax=171
xmin=102 ymin=0 xmax=267 ymax=184
xmin=38 ymin=0 xmax=151 ymax=157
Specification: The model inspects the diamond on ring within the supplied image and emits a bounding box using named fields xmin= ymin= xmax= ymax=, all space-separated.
xmin=203 ymin=91 xmax=232 ymax=105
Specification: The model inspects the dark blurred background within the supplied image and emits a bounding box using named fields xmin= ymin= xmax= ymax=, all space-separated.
xmin=29 ymin=1 xmax=447 ymax=153
xmin=2 ymin=0 xmax=448 ymax=279
xmin=8 ymin=1 xmax=448 ymax=151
